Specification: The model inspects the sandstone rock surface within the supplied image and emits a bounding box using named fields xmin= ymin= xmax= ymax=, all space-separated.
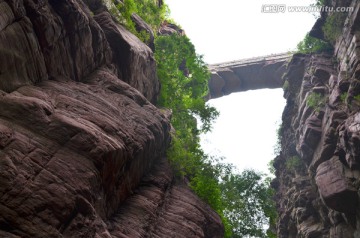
xmin=0 ymin=0 xmax=224 ymax=237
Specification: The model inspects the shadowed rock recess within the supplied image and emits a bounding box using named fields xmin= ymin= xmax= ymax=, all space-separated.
xmin=0 ymin=0 xmax=223 ymax=237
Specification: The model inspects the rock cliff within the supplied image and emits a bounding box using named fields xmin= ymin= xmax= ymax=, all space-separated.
xmin=0 ymin=0 xmax=223 ymax=237
xmin=273 ymin=0 xmax=360 ymax=237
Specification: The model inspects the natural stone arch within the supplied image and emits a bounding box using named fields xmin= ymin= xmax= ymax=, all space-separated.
xmin=208 ymin=53 xmax=291 ymax=99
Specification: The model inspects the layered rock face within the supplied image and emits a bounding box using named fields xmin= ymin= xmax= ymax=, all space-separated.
xmin=0 ymin=0 xmax=223 ymax=237
xmin=273 ymin=1 xmax=360 ymax=237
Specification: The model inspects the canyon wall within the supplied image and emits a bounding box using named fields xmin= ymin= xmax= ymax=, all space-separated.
xmin=273 ymin=0 xmax=360 ymax=237
xmin=0 ymin=0 xmax=223 ymax=237
xmin=2 ymin=0 xmax=360 ymax=237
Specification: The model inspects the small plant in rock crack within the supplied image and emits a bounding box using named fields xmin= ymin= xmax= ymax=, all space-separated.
xmin=354 ymin=94 xmax=360 ymax=102
xmin=285 ymin=156 xmax=302 ymax=171
xmin=307 ymin=92 xmax=325 ymax=112
xmin=340 ymin=92 xmax=348 ymax=104
xmin=323 ymin=11 xmax=347 ymax=44
xmin=296 ymin=33 xmax=332 ymax=54
xmin=283 ymin=80 xmax=289 ymax=90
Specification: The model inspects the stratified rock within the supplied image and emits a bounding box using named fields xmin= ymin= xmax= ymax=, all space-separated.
xmin=0 ymin=0 xmax=224 ymax=237
xmin=297 ymin=113 xmax=323 ymax=163
xmin=0 ymin=1 xmax=47 ymax=92
xmin=272 ymin=1 xmax=360 ymax=237
xmin=0 ymin=68 xmax=170 ymax=237
xmin=108 ymin=158 xmax=224 ymax=238
xmin=338 ymin=113 xmax=360 ymax=168
xmin=316 ymin=157 xmax=359 ymax=213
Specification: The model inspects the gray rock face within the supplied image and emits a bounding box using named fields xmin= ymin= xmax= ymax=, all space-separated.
xmin=208 ymin=53 xmax=290 ymax=99
xmin=0 ymin=0 xmax=224 ymax=237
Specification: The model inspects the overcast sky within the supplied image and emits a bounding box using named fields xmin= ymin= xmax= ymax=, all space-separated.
xmin=165 ymin=0 xmax=317 ymax=174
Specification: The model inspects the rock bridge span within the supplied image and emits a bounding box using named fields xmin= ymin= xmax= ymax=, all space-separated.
xmin=208 ymin=53 xmax=291 ymax=99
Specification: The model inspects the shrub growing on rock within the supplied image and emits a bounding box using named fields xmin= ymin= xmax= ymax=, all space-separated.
xmin=296 ymin=33 xmax=332 ymax=54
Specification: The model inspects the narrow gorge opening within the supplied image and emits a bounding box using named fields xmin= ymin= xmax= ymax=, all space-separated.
xmin=201 ymin=89 xmax=286 ymax=174
xmin=166 ymin=0 xmax=316 ymax=176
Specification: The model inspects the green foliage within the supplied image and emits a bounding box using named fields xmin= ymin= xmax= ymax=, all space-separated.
xmin=340 ymin=92 xmax=348 ymax=103
xmin=155 ymin=34 xmax=219 ymax=134
xmin=296 ymin=33 xmax=332 ymax=53
xmin=307 ymin=92 xmax=325 ymax=112
xmin=106 ymin=1 xmax=280 ymax=236
xmin=190 ymin=158 xmax=277 ymax=238
xmin=112 ymin=2 xmax=279 ymax=236
xmin=354 ymin=94 xmax=360 ymax=102
xmin=155 ymin=34 xmax=277 ymax=237
xmin=314 ymin=0 xmax=326 ymax=7
xmin=113 ymin=0 xmax=169 ymax=39
xmin=154 ymin=33 xmax=233 ymax=234
xmin=286 ymin=156 xmax=302 ymax=171
xmin=273 ymin=122 xmax=283 ymax=156
xmin=220 ymin=169 xmax=277 ymax=238
xmin=323 ymin=12 xmax=347 ymax=44
xmin=283 ymin=80 xmax=289 ymax=90
xmin=268 ymin=159 xmax=276 ymax=175
xmin=189 ymin=157 xmax=233 ymax=238
xmin=115 ymin=0 xmax=137 ymax=30
xmin=137 ymin=30 xmax=151 ymax=42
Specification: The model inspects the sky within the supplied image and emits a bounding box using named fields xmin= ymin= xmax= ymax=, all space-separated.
xmin=165 ymin=0 xmax=317 ymax=174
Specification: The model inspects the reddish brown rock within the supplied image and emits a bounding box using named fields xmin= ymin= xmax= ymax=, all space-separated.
xmin=273 ymin=51 xmax=359 ymax=238
xmin=0 ymin=68 xmax=170 ymax=236
xmin=338 ymin=113 xmax=360 ymax=168
xmin=297 ymin=112 xmax=323 ymax=163
xmin=316 ymin=157 xmax=358 ymax=214
xmin=0 ymin=0 xmax=224 ymax=237
xmin=108 ymin=158 xmax=224 ymax=238
xmin=94 ymin=11 xmax=159 ymax=103
xmin=0 ymin=1 xmax=47 ymax=92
